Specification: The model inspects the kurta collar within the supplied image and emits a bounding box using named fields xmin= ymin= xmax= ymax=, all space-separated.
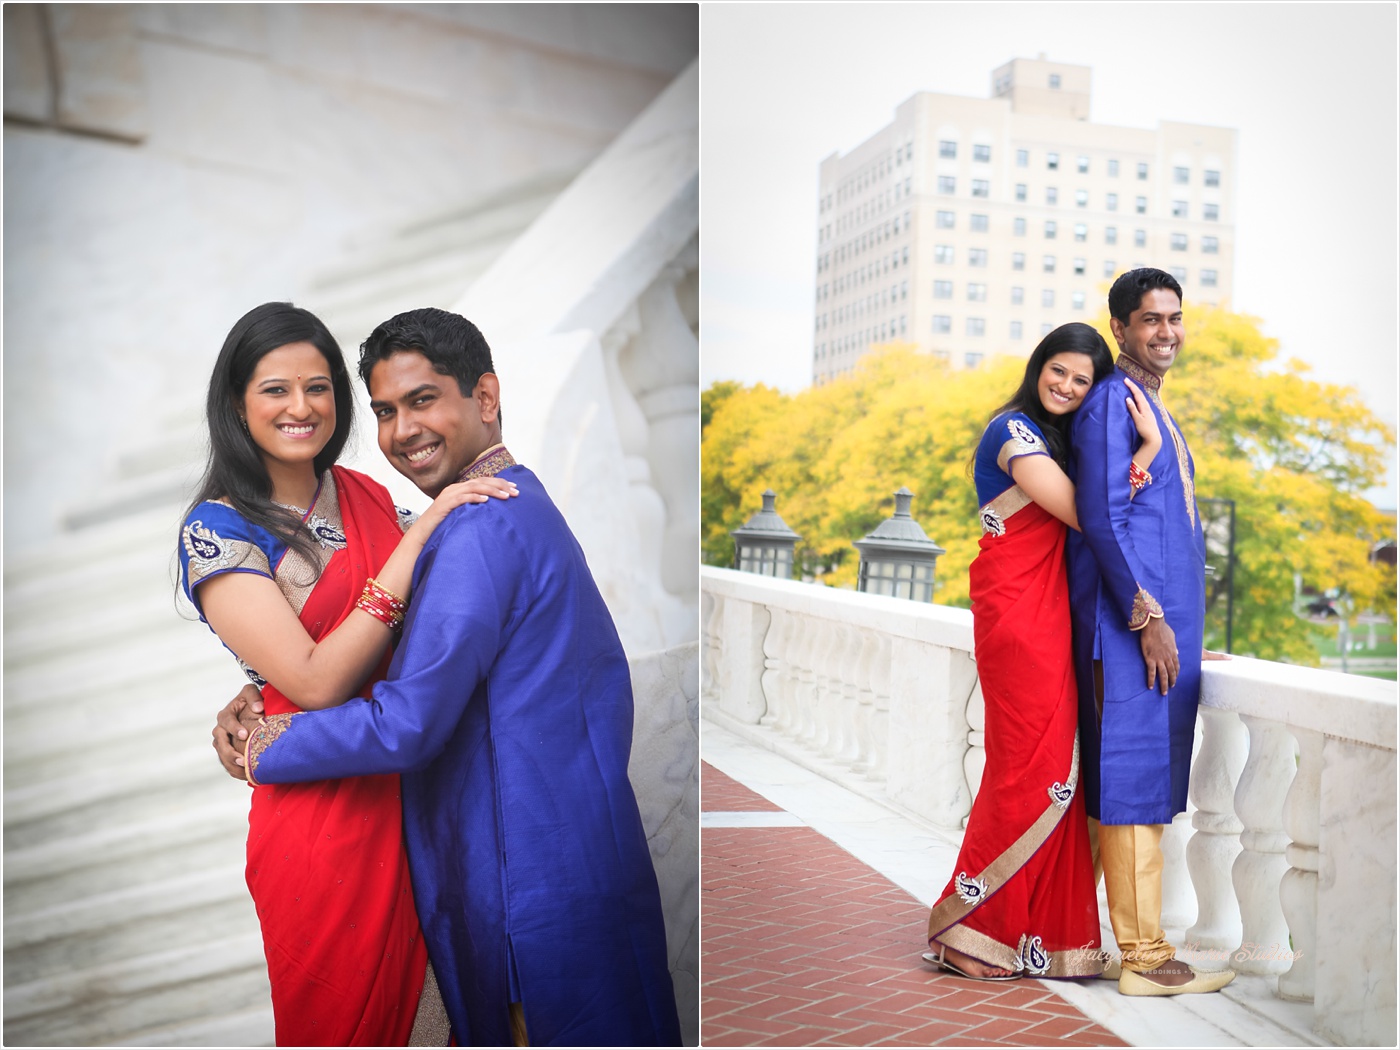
xmin=457 ymin=444 xmax=516 ymax=482
xmin=1116 ymin=353 xmax=1163 ymax=393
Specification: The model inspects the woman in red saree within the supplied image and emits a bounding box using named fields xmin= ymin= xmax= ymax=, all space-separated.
xmin=925 ymin=323 xmax=1159 ymax=981
xmin=178 ymin=303 xmax=515 ymax=1044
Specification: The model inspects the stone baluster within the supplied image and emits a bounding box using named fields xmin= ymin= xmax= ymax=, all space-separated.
xmin=1231 ymin=715 xmax=1296 ymax=975
xmin=774 ymin=610 xmax=806 ymax=739
xmin=832 ymin=623 xmax=864 ymax=764
xmin=759 ymin=606 xmax=790 ymax=732
xmin=866 ymin=631 xmax=892 ymax=782
xmin=1160 ymin=716 xmax=1202 ymax=930
xmin=715 ymin=593 xmax=769 ymax=725
xmin=811 ymin=619 xmax=842 ymax=754
xmin=849 ymin=629 xmax=880 ymax=773
xmin=700 ymin=589 xmax=720 ymax=708
xmin=1278 ymin=727 xmax=1323 ymax=1001
xmin=792 ymin=615 xmax=822 ymax=746
xmin=962 ymin=677 xmax=985 ymax=826
xmin=1185 ymin=707 xmax=1247 ymax=956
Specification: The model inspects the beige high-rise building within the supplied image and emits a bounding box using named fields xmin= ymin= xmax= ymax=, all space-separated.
xmin=812 ymin=57 xmax=1236 ymax=385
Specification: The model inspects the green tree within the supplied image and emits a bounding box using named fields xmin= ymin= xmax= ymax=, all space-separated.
xmin=702 ymin=311 xmax=1395 ymax=663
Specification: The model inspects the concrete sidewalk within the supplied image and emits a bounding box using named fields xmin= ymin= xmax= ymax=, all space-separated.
xmin=701 ymin=718 xmax=1322 ymax=1047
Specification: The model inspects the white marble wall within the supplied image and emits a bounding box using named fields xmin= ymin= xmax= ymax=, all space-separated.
xmin=2 ymin=3 xmax=696 ymax=554
xmin=628 ymin=642 xmax=700 ymax=1047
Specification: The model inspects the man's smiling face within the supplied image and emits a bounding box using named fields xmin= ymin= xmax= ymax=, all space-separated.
xmin=1111 ymin=287 xmax=1185 ymax=379
xmin=368 ymin=350 xmax=499 ymax=498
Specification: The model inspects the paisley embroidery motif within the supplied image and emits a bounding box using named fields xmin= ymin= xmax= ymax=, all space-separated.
xmin=1007 ymin=418 xmax=1038 ymax=446
xmin=980 ymin=508 xmax=1006 ymax=537
xmin=1018 ymin=934 xmax=1051 ymax=976
xmin=238 ymin=658 xmax=267 ymax=688
xmin=1048 ymin=780 xmax=1074 ymax=809
xmin=396 ymin=505 xmax=419 ymax=533
xmin=183 ymin=520 xmax=235 ymax=571
xmin=305 ymin=512 xmax=347 ymax=550
xmin=955 ymin=871 xmax=989 ymax=905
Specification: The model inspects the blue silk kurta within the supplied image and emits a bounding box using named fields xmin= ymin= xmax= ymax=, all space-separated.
xmin=247 ymin=463 xmax=681 ymax=1047
xmin=1067 ymin=357 xmax=1206 ymax=826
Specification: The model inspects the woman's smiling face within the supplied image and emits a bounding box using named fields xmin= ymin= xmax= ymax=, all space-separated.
xmin=1036 ymin=351 xmax=1096 ymax=416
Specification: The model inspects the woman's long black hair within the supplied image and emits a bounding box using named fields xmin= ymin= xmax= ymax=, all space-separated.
xmin=986 ymin=322 xmax=1115 ymax=468
xmin=184 ymin=302 xmax=355 ymax=580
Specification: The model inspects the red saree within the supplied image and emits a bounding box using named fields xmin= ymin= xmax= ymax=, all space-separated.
xmin=246 ymin=466 xmax=428 ymax=1044
xmin=927 ymin=498 xmax=1102 ymax=977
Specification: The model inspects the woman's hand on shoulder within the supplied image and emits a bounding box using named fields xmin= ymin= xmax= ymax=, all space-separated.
xmin=409 ymin=477 xmax=519 ymax=541
xmin=1123 ymin=378 xmax=1162 ymax=452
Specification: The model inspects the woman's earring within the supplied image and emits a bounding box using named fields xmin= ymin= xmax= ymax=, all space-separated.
xmin=240 ymin=416 xmax=249 ymax=433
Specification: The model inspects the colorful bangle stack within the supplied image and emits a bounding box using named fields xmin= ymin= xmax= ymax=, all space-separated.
xmin=356 ymin=577 xmax=407 ymax=631
xmin=1129 ymin=461 xmax=1153 ymax=493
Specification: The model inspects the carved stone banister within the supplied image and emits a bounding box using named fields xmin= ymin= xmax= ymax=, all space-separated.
xmin=1185 ymin=707 xmax=1246 ymax=952
xmin=1230 ymin=715 xmax=1294 ymax=975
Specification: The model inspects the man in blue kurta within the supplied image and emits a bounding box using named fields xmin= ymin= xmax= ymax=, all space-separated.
xmin=229 ymin=308 xmax=681 ymax=1046
xmin=1067 ymin=269 xmax=1233 ymax=997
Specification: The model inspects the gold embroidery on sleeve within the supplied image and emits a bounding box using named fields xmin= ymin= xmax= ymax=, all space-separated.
xmin=245 ymin=712 xmax=298 ymax=785
xmin=1128 ymin=587 xmax=1165 ymax=631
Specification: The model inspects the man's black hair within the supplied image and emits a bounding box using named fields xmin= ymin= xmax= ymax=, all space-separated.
xmin=1108 ymin=268 xmax=1183 ymax=324
xmin=359 ymin=308 xmax=500 ymax=425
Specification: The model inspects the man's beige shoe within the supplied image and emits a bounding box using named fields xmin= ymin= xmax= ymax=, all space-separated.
xmin=1099 ymin=957 xmax=1122 ymax=980
xmin=1119 ymin=966 xmax=1236 ymax=996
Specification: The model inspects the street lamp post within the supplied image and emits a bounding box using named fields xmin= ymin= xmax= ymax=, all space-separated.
xmin=731 ymin=488 xmax=801 ymax=579
xmin=853 ymin=487 xmax=945 ymax=602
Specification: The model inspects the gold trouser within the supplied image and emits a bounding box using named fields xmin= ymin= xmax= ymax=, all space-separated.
xmin=1087 ymin=817 xmax=1177 ymax=973
xmin=509 ymin=1002 xmax=529 ymax=1047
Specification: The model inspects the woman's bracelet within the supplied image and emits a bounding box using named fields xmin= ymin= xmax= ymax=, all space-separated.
xmin=356 ymin=577 xmax=407 ymax=631
xmin=1129 ymin=461 xmax=1153 ymax=492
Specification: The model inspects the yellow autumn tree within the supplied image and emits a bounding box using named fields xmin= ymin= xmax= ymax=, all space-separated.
xmin=703 ymin=308 xmax=1395 ymax=664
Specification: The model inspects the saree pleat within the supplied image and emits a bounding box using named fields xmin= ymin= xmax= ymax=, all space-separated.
xmin=927 ymin=498 xmax=1102 ymax=977
xmin=245 ymin=467 xmax=428 ymax=1044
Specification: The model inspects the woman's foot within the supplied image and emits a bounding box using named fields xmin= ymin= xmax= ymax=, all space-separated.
xmin=928 ymin=941 xmax=1017 ymax=980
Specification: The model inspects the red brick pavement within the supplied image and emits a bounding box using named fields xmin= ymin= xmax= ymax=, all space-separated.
xmin=701 ymin=762 xmax=1125 ymax=1047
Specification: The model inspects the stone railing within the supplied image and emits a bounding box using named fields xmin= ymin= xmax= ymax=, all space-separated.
xmin=701 ymin=566 xmax=1398 ymax=1047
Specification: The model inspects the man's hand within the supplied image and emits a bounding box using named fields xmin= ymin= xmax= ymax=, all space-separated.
xmin=1139 ymin=618 xmax=1179 ymax=695
xmin=212 ymin=684 xmax=265 ymax=781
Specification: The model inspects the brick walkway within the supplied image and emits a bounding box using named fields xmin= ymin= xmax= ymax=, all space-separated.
xmin=701 ymin=762 xmax=1127 ymax=1047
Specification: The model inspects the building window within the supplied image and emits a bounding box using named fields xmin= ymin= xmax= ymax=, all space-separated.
xmin=1043 ymin=254 xmax=1056 ymax=273
xmin=1041 ymin=322 xmax=1054 ymax=336
xmin=1012 ymin=252 xmax=1026 ymax=271
xmin=969 ymin=248 xmax=988 ymax=267
xmin=903 ymin=245 xmax=909 ymax=264
xmin=1108 ymin=158 xmax=1120 ymax=177
xmin=1173 ymin=166 xmax=1190 ymax=184
xmin=1014 ymin=217 xmax=1027 ymax=236
xmin=1072 ymin=291 xmax=1085 ymax=310
xmin=1171 ymin=233 xmax=1188 ymax=251
xmin=1010 ymin=320 xmax=1023 ymax=339
xmin=1015 ymin=183 xmax=1027 ymax=202
xmin=1172 ymin=200 xmax=1188 ymax=219
xmin=1103 ymin=259 xmax=1116 ymax=278
xmin=1077 ymin=155 xmax=1090 ymax=174
xmin=1049 ymin=73 xmax=1062 ymax=89
xmin=968 ymin=282 xmax=987 ymax=302
xmin=1136 ymin=196 xmax=1147 ymax=214
xmin=972 ymin=179 xmax=990 ymax=198
xmin=1074 ymin=223 xmax=1087 ymax=242
xmin=1202 ymin=236 xmax=1219 ymax=254
xmin=966 ymin=319 xmax=985 ymax=338
xmin=1042 ymin=289 xmax=1055 ymax=307
xmin=933 ymin=280 xmax=953 ymax=299
xmin=1047 ymin=151 xmax=1060 ymax=170
xmin=1205 ymin=169 xmax=1220 ymax=187
xmin=1137 ymin=162 xmax=1149 ymax=180
xmin=1105 ymin=225 xmax=1118 ymax=244
xmin=1073 ymin=257 xmax=1086 ymax=276
xmin=939 ymin=140 xmax=957 ymax=159
xmin=1170 ymin=267 xmax=1187 ymax=283
xmin=1201 ymin=269 xmax=1218 ymax=287
xmin=901 ymin=280 xmax=908 ymax=300
xmin=970 ymin=213 xmax=989 ymax=232
xmin=932 ymin=314 xmax=952 ymax=334
xmin=935 ymin=244 xmax=954 ymax=264
xmin=1107 ymin=192 xmax=1118 ymax=212
xmin=1075 ymin=189 xmax=1088 ymax=208
xmin=973 ymin=144 xmax=991 ymax=163
xmin=1046 ymin=186 xmax=1059 ymax=205
xmin=1134 ymin=228 xmax=1147 ymax=247
xmin=937 ymin=210 xmax=955 ymax=228
xmin=1044 ymin=220 xmax=1057 ymax=239
xmin=1204 ymin=203 xmax=1219 ymax=221
xmin=1016 ymin=148 xmax=1029 ymax=167
xmin=1011 ymin=286 xmax=1025 ymax=305
xmin=938 ymin=175 xmax=956 ymax=194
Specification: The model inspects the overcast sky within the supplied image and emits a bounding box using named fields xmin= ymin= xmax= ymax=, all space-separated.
xmin=700 ymin=2 xmax=1399 ymax=506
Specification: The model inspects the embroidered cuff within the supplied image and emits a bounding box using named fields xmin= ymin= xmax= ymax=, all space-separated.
xmin=1128 ymin=587 xmax=1165 ymax=631
xmin=245 ymin=712 xmax=297 ymax=786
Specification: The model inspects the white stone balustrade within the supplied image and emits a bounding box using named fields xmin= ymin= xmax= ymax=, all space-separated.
xmin=702 ymin=565 xmax=1397 ymax=1047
